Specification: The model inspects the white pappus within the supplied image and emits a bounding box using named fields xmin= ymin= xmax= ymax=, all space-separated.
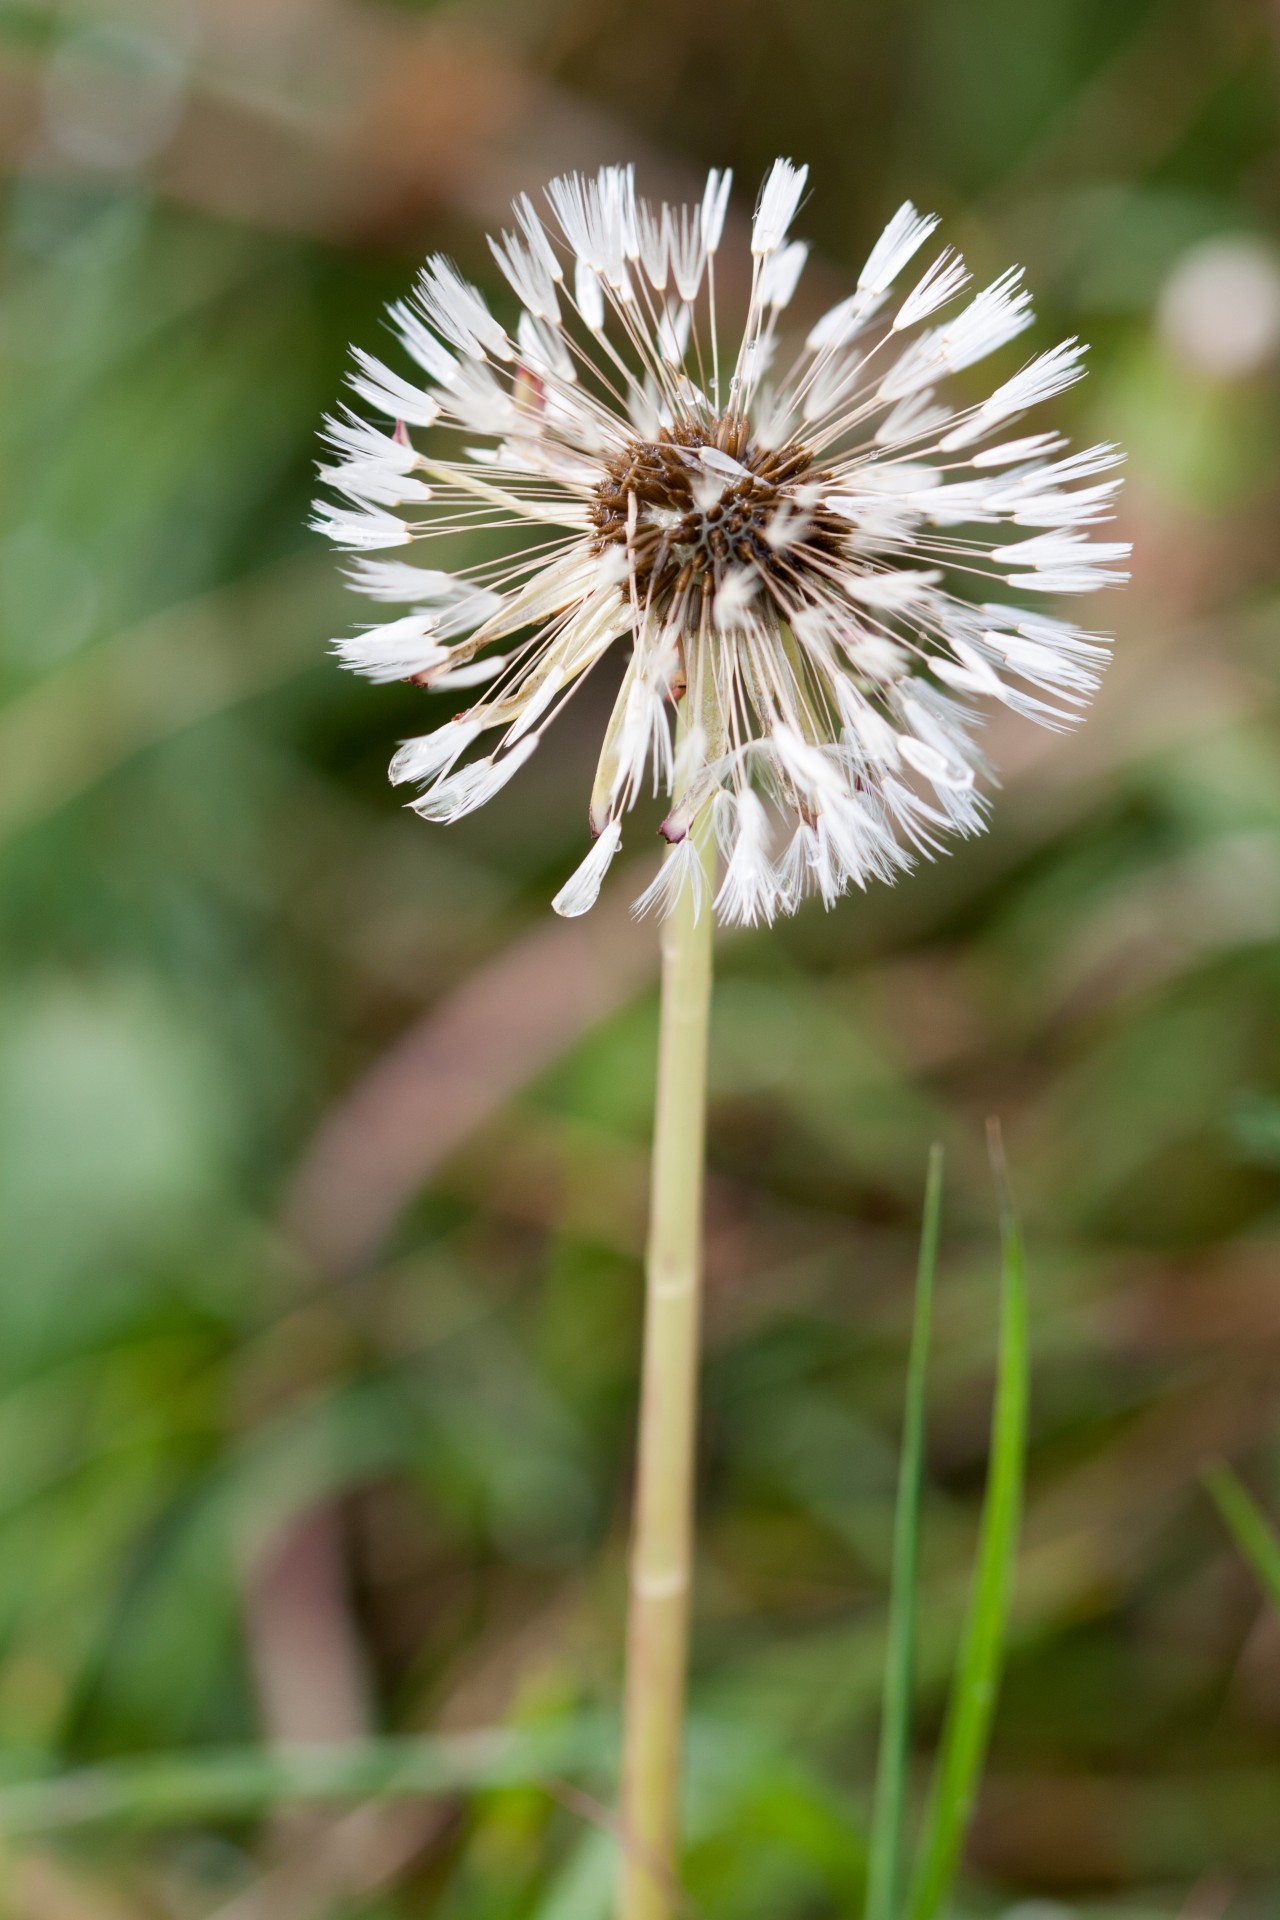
xmin=315 ymin=159 xmax=1128 ymax=926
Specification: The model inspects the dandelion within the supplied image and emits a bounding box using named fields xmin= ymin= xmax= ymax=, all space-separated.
xmin=317 ymin=158 xmax=1125 ymax=935
xmin=314 ymin=159 xmax=1127 ymax=1920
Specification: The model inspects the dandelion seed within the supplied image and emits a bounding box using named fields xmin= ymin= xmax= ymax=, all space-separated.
xmin=752 ymin=158 xmax=809 ymax=256
xmin=318 ymin=160 xmax=1128 ymax=924
xmin=552 ymin=817 xmax=624 ymax=917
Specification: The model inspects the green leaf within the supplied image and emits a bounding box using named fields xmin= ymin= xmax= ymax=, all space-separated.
xmin=905 ymin=1123 xmax=1029 ymax=1920
xmin=865 ymin=1143 xmax=943 ymax=1920
xmin=1204 ymin=1462 xmax=1280 ymax=1613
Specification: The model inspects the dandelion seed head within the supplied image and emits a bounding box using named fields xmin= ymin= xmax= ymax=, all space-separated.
xmin=317 ymin=161 xmax=1128 ymax=924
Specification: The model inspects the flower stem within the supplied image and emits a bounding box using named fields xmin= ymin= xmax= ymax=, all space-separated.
xmin=616 ymin=831 xmax=715 ymax=1920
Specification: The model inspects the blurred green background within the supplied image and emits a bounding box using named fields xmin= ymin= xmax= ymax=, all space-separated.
xmin=2 ymin=0 xmax=1280 ymax=1914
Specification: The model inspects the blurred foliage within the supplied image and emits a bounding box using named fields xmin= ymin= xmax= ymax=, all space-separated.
xmin=1 ymin=0 xmax=1280 ymax=1914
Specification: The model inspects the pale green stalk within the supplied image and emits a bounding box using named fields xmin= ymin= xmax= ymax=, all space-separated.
xmin=616 ymin=820 xmax=716 ymax=1920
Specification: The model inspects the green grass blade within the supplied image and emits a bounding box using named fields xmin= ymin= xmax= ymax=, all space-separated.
xmin=0 ymin=1722 xmax=607 ymax=1835
xmin=865 ymin=1143 xmax=944 ymax=1920
xmin=1204 ymin=1463 xmax=1280 ymax=1613
xmin=905 ymin=1122 xmax=1029 ymax=1920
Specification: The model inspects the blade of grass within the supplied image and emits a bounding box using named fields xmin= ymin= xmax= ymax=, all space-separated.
xmin=905 ymin=1120 xmax=1029 ymax=1920
xmin=864 ymin=1143 xmax=944 ymax=1920
xmin=1204 ymin=1463 xmax=1280 ymax=1613
xmin=0 ymin=1722 xmax=608 ymax=1836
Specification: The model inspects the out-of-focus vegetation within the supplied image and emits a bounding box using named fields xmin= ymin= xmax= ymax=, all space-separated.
xmin=2 ymin=0 xmax=1280 ymax=1913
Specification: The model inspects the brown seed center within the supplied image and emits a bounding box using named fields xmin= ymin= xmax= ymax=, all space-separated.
xmin=589 ymin=423 xmax=841 ymax=609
